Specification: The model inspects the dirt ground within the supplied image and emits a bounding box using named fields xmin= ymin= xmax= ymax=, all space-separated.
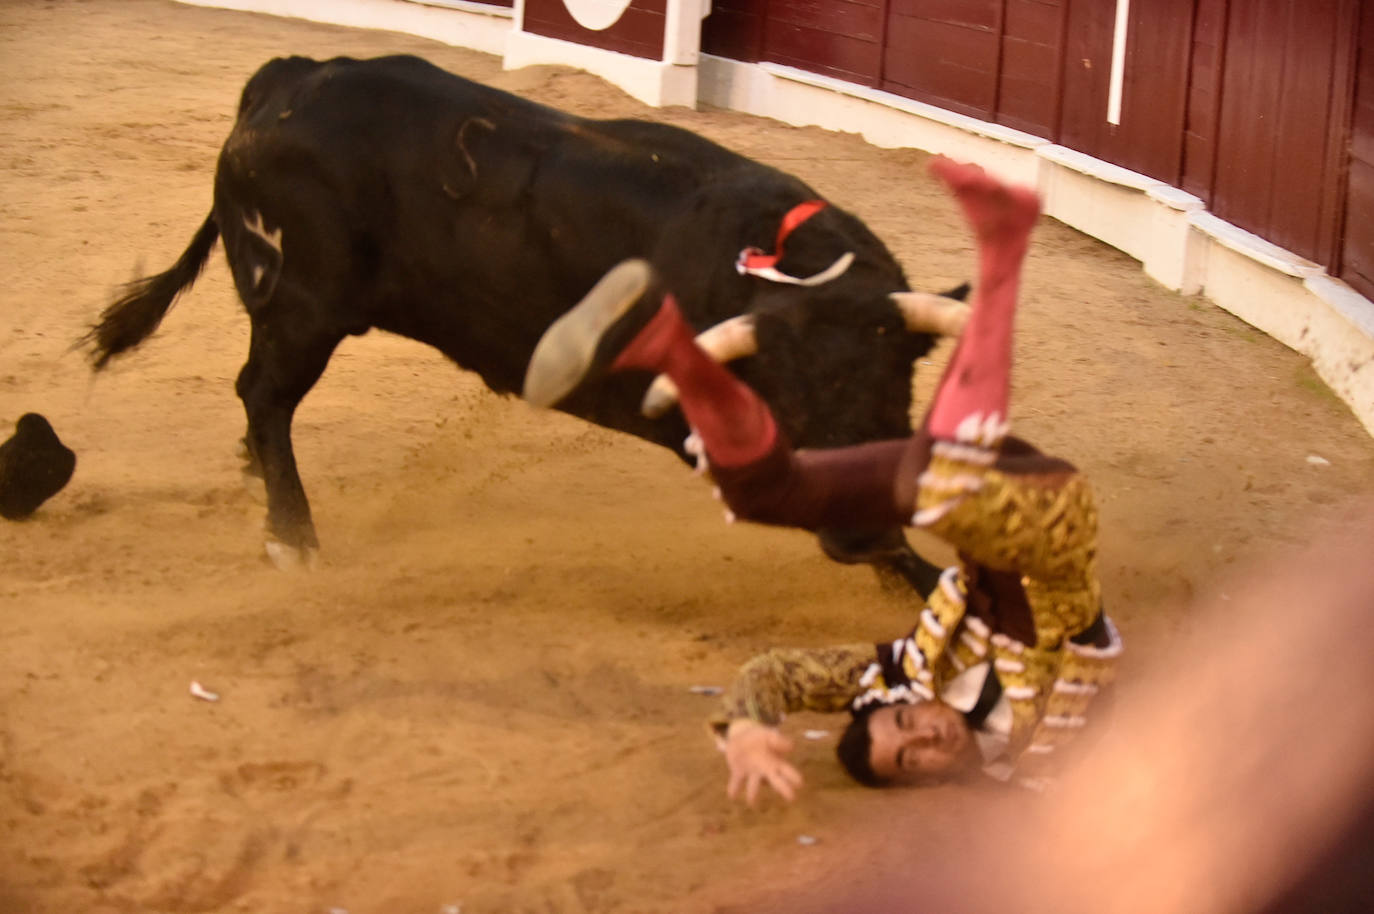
xmin=2 ymin=2 xmax=1372 ymax=912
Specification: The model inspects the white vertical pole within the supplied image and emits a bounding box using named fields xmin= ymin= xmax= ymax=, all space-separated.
xmin=663 ymin=0 xmax=705 ymax=65
xmin=1107 ymin=0 xmax=1130 ymax=125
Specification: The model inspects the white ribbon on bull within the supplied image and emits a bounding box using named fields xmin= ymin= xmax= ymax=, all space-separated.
xmin=734 ymin=200 xmax=856 ymax=287
xmin=738 ymin=253 xmax=856 ymax=287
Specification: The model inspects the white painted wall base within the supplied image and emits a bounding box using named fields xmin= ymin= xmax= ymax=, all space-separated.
xmin=171 ymin=1 xmax=1374 ymax=436
xmin=175 ymin=0 xmax=513 ymax=56
xmin=503 ymin=30 xmax=697 ymax=108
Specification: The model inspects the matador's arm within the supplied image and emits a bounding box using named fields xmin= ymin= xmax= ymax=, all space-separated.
xmin=708 ymin=644 xmax=876 ymax=739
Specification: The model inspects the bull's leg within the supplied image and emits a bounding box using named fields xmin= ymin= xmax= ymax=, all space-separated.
xmin=236 ymin=325 xmax=340 ymax=570
xmin=234 ymin=361 xmax=266 ymax=503
xmin=236 ymin=432 xmax=262 ymax=477
xmin=235 ymin=430 xmax=268 ymax=505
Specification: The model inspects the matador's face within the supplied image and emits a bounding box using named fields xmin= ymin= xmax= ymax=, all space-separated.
xmin=866 ymin=700 xmax=974 ymax=782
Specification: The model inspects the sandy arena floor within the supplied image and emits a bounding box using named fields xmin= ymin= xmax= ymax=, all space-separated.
xmin=3 ymin=2 xmax=1373 ymax=912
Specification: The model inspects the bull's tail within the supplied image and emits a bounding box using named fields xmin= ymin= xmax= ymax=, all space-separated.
xmin=85 ymin=213 xmax=220 ymax=370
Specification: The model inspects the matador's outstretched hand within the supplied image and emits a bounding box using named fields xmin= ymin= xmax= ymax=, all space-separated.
xmin=722 ymin=719 xmax=804 ymax=805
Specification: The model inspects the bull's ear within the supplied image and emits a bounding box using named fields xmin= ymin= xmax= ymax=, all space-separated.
xmin=889 ymin=291 xmax=970 ymax=337
xmin=941 ymin=281 xmax=971 ymax=302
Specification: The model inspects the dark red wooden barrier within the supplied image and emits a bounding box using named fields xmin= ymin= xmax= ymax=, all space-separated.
xmin=995 ymin=0 xmax=1067 ymax=138
xmin=1059 ymin=0 xmax=1192 ymax=184
xmin=700 ymin=0 xmax=1368 ymax=278
xmin=1210 ymin=0 xmax=1357 ymax=267
xmin=522 ymin=0 xmax=667 ymax=60
xmin=1340 ymin=1 xmax=1374 ymax=299
xmin=883 ymin=0 xmax=1000 ymax=116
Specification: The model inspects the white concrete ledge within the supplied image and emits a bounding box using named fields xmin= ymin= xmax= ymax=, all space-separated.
xmin=1038 ymin=144 xmax=1160 ymax=192
xmin=1189 ymin=212 xmax=1324 ymax=279
xmin=1310 ymin=274 xmax=1374 ymax=339
xmin=1037 ymin=147 xmax=1160 ymax=265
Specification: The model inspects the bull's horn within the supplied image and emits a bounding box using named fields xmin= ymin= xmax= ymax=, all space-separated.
xmin=890 ymin=291 xmax=971 ymax=337
xmin=641 ymin=315 xmax=758 ymax=417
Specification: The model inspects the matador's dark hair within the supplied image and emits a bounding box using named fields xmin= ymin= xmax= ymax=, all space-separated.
xmin=836 ymin=706 xmax=887 ymax=788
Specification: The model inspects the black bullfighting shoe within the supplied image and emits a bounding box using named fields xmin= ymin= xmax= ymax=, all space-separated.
xmin=523 ymin=258 xmax=654 ymax=409
xmin=0 ymin=413 xmax=77 ymax=520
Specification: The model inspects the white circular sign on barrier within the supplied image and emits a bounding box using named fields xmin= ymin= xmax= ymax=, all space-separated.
xmin=562 ymin=0 xmax=634 ymax=31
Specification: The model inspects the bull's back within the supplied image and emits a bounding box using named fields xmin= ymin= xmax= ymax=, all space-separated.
xmin=225 ymin=54 xmax=748 ymax=207
xmin=233 ymin=55 xmax=547 ymax=133
xmin=219 ymin=57 xmax=764 ymax=345
xmin=224 ymin=55 xmax=566 ymax=204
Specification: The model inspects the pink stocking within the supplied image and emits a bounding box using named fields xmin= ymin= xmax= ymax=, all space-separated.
xmin=611 ymin=294 xmax=778 ymax=468
xmin=922 ymin=157 xmax=1041 ymax=447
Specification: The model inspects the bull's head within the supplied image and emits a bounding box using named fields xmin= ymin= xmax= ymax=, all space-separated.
xmin=641 ymin=290 xmax=969 ymax=428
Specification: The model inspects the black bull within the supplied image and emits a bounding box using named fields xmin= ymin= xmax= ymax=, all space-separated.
xmin=87 ymin=54 xmax=958 ymax=589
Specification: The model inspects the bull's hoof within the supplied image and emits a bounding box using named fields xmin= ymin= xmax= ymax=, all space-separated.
xmin=264 ymin=537 xmax=318 ymax=571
